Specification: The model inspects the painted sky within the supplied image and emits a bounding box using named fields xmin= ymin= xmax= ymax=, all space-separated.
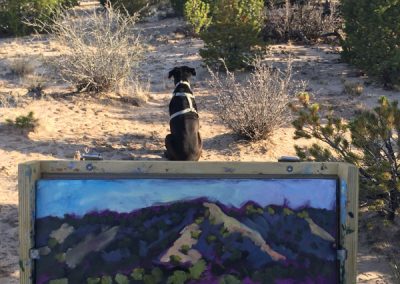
xmin=36 ymin=179 xmax=337 ymax=218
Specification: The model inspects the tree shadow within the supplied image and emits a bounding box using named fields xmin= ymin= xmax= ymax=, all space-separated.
xmin=0 ymin=125 xmax=166 ymax=161
xmin=202 ymin=133 xmax=242 ymax=153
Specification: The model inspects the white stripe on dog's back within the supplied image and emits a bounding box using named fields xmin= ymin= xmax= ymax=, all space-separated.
xmin=170 ymin=92 xmax=197 ymax=120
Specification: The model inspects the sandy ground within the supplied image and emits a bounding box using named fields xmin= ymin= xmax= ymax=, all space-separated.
xmin=0 ymin=3 xmax=399 ymax=283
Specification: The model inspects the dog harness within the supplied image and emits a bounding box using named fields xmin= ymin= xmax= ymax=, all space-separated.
xmin=170 ymin=81 xmax=198 ymax=120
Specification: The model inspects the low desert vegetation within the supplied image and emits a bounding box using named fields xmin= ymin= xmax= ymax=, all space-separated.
xmin=0 ymin=92 xmax=24 ymax=108
xmin=99 ymin=0 xmax=163 ymax=16
xmin=343 ymin=81 xmax=364 ymax=96
xmin=263 ymin=0 xmax=342 ymax=43
xmin=7 ymin=57 xmax=35 ymax=77
xmin=0 ymin=0 xmax=79 ymax=36
xmin=183 ymin=0 xmax=211 ymax=35
xmin=291 ymin=94 xmax=400 ymax=221
xmin=341 ymin=0 xmax=400 ymax=87
xmin=390 ymin=256 xmax=400 ymax=282
xmin=209 ymin=57 xmax=303 ymax=141
xmin=34 ymin=4 xmax=144 ymax=94
xmin=6 ymin=111 xmax=39 ymax=133
xmin=197 ymin=0 xmax=265 ymax=70
xmin=170 ymin=0 xmax=188 ymax=16
xmin=116 ymin=77 xmax=151 ymax=106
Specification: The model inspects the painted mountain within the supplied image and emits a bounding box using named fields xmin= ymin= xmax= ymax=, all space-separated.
xmin=35 ymin=199 xmax=338 ymax=284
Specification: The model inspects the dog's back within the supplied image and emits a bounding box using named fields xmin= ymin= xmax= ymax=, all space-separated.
xmin=165 ymin=66 xmax=202 ymax=161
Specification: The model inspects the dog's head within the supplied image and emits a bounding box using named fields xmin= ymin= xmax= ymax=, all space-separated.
xmin=168 ymin=66 xmax=196 ymax=85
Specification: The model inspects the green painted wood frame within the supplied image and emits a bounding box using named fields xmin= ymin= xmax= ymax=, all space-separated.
xmin=18 ymin=161 xmax=358 ymax=283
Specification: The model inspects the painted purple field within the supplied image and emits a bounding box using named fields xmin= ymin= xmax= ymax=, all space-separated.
xmin=35 ymin=198 xmax=338 ymax=284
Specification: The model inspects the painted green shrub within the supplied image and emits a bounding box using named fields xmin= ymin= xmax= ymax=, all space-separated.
xmin=167 ymin=270 xmax=188 ymax=284
xmin=131 ymin=268 xmax=145 ymax=280
xmin=100 ymin=276 xmax=112 ymax=284
xmin=189 ymin=259 xmax=206 ymax=280
xmin=180 ymin=244 xmax=190 ymax=254
xmin=341 ymin=0 xmax=400 ymax=87
xmin=115 ymin=273 xmax=129 ymax=284
xmin=199 ymin=0 xmax=264 ymax=70
xmin=169 ymin=254 xmax=182 ymax=265
xmin=0 ymin=0 xmax=79 ymax=36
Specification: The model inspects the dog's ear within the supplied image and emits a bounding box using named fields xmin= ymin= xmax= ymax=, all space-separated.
xmin=189 ymin=67 xmax=196 ymax=76
xmin=168 ymin=68 xmax=177 ymax=79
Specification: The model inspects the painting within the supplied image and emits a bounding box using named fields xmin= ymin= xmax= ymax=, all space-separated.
xmin=34 ymin=178 xmax=338 ymax=284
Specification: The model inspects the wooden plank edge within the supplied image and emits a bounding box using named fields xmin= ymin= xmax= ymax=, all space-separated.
xmin=18 ymin=162 xmax=41 ymax=284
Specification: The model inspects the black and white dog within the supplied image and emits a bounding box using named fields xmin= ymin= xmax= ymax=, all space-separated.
xmin=165 ymin=66 xmax=202 ymax=161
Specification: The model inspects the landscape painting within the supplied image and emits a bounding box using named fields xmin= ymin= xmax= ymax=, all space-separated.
xmin=35 ymin=178 xmax=339 ymax=284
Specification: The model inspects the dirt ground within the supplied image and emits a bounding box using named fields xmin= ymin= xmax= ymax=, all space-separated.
xmin=0 ymin=2 xmax=399 ymax=284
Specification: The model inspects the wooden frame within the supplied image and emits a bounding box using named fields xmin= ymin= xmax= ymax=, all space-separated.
xmin=19 ymin=161 xmax=358 ymax=284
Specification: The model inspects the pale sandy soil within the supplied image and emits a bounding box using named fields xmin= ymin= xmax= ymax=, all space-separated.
xmin=0 ymin=3 xmax=399 ymax=284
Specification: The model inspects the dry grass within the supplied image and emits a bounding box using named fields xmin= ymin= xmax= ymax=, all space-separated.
xmin=390 ymin=256 xmax=400 ymax=282
xmin=32 ymin=4 xmax=144 ymax=93
xmin=7 ymin=57 xmax=35 ymax=77
xmin=208 ymin=57 xmax=304 ymax=141
xmin=344 ymin=81 xmax=364 ymax=96
xmin=116 ymin=77 xmax=150 ymax=106
xmin=0 ymin=91 xmax=24 ymax=108
xmin=264 ymin=1 xmax=342 ymax=43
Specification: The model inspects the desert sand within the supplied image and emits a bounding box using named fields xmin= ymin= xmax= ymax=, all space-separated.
xmin=0 ymin=2 xmax=399 ymax=283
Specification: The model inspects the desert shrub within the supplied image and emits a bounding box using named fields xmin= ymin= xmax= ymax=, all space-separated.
xmin=35 ymin=5 xmax=143 ymax=93
xmin=208 ymin=57 xmax=302 ymax=140
xmin=0 ymin=0 xmax=79 ymax=36
xmin=343 ymin=81 xmax=363 ymax=96
xmin=291 ymin=94 xmax=400 ymax=221
xmin=184 ymin=0 xmax=211 ymax=34
xmin=7 ymin=57 xmax=35 ymax=77
xmin=99 ymin=0 xmax=161 ymax=15
xmin=391 ymin=256 xmax=400 ymax=282
xmin=6 ymin=111 xmax=39 ymax=133
xmin=263 ymin=1 xmax=342 ymax=43
xmin=0 ymin=91 xmax=24 ymax=108
xmin=170 ymin=0 xmax=187 ymax=16
xmin=341 ymin=0 xmax=400 ymax=87
xmin=199 ymin=0 xmax=264 ymax=70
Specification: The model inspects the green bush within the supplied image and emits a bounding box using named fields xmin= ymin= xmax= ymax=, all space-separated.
xmin=199 ymin=0 xmax=264 ymax=70
xmin=0 ymin=0 xmax=79 ymax=36
xmin=341 ymin=0 xmax=400 ymax=87
xmin=291 ymin=94 xmax=400 ymax=221
xmin=6 ymin=111 xmax=39 ymax=133
xmin=184 ymin=0 xmax=211 ymax=34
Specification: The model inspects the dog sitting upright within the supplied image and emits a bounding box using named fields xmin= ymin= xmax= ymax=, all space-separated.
xmin=165 ymin=66 xmax=202 ymax=161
